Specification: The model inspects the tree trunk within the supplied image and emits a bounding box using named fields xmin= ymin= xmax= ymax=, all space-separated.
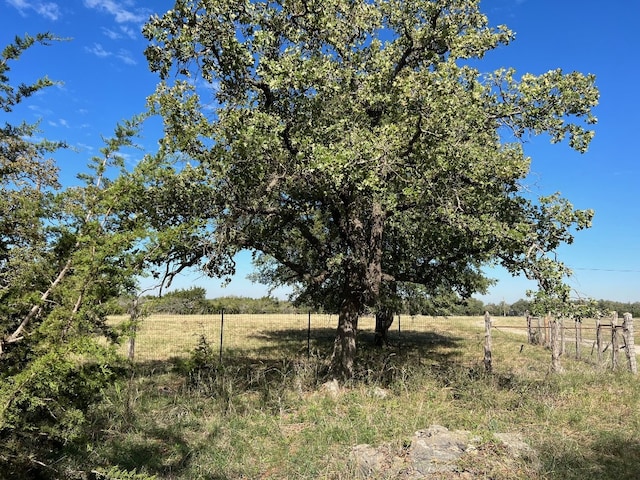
xmin=330 ymin=298 xmax=360 ymax=380
xmin=329 ymin=201 xmax=385 ymax=378
xmin=374 ymin=308 xmax=394 ymax=347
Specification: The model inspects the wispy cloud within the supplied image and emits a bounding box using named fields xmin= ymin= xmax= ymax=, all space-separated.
xmin=119 ymin=25 xmax=138 ymax=39
xmin=116 ymin=49 xmax=137 ymax=65
xmin=47 ymin=118 xmax=68 ymax=128
xmin=28 ymin=104 xmax=53 ymax=116
xmin=84 ymin=42 xmax=137 ymax=65
xmin=6 ymin=0 xmax=61 ymax=20
xmin=76 ymin=143 xmax=95 ymax=152
xmin=101 ymin=27 xmax=122 ymax=40
xmin=101 ymin=25 xmax=138 ymax=40
xmin=83 ymin=0 xmax=149 ymax=23
xmin=85 ymin=42 xmax=111 ymax=58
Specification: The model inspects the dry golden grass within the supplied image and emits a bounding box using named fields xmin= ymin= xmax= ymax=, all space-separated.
xmin=111 ymin=314 xmax=493 ymax=362
xmin=110 ymin=313 xmax=639 ymax=369
xmin=93 ymin=313 xmax=640 ymax=480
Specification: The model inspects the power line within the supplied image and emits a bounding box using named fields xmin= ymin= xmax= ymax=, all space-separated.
xmin=571 ymin=267 xmax=640 ymax=273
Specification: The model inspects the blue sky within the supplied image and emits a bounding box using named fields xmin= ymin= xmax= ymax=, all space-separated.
xmin=1 ymin=0 xmax=639 ymax=304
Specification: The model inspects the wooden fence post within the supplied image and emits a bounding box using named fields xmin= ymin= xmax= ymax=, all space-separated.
xmin=543 ymin=315 xmax=550 ymax=348
xmin=622 ymin=313 xmax=637 ymax=374
xmin=536 ymin=317 xmax=542 ymax=345
xmin=307 ymin=311 xmax=312 ymax=359
xmin=560 ymin=317 xmax=566 ymax=356
xmin=219 ymin=309 xmax=225 ymax=363
xmin=611 ymin=312 xmax=619 ymax=370
xmin=550 ymin=316 xmax=562 ymax=373
xmin=596 ymin=317 xmax=603 ymax=364
xmin=575 ymin=318 xmax=582 ymax=360
xmin=526 ymin=312 xmax=538 ymax=345
xmin=484 ymin=311 xmax=492 ymax=373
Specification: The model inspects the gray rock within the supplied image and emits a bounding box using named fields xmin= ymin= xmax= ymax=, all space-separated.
xmin=352 ymin=444 xmax=387 ymax=477
xmin=493 ymin=432 xmax=532 ymax=457
xmin=350 ymin=425 xmax=538 ymax=479
xmin=371 ymin=386 xmax=390 ymax=399
xmin=321 ymin=379 xmax=341 ymax=397
xmin=403 ymin=425 xmax=475 ymax=478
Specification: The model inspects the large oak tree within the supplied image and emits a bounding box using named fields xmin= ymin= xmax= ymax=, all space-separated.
xmin=142 ymin=0 xmax=598 ymax=378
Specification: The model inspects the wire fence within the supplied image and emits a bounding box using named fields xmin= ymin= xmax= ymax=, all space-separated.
xmin=521 ymin=313 xmax=638 ymax=372
xmin=111 ymin=312 xmax=638 ymax=372
xmin=114 ymin=313 xmax=491 ymax=363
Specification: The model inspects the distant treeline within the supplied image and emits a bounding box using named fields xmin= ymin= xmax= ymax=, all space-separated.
xmin=137 ymin=287 xmax=302 ymax=315
xmin=470 ymin=299 xmax=640 ymax=318
xmin=110 ymin=287 xmax=640 ymax=318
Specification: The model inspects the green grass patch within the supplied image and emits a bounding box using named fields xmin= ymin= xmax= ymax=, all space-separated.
xmin=69 ymin=315 xmax=640 ymax=479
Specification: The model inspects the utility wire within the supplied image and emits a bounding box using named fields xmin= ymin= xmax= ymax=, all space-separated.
xmin=571 ymin=267 xmax=640 ymax=273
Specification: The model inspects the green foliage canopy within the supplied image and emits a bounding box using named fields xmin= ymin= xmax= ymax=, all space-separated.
xmin=0 ymin=34 xmax=158 ymax=477
xmin=142 ymin=0 xmax=598 ymax=377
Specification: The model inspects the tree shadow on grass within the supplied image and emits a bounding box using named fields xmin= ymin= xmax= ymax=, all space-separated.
xmin=103 ymin=425 xmax=192 ymax=476
xmin=120 ymin=325 xmax=469 ymax=398
xmin=114 ymin=324 xmax=470 ymax=402
xmin=538 ymin=431 xmax=640 ymax=480
xmin=243 ymin=326 xmax=464 ymax=363
xmin=93 ymin=327 xmax=472 ymax=478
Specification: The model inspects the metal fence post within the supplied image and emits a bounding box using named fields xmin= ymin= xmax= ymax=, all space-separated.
xmin=307 ymin=311 xmax=311 ymax=359
xmin=397 ymin=313 xmax=401 ymax=354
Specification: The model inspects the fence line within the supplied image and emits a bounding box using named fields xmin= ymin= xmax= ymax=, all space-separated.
xmin=115 ymin=311 xmax=638 ymax=374
xmin=523 ymin=312 xmax=637 ymax=373
xmin=119 ymin=313 xmax=490 ymax=363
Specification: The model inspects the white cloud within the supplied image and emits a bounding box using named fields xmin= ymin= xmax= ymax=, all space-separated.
xmin=83 ymin=0 xmax=149 ymax=23
xmin=101 ymin=25 xmax=138 ymax=40
xmin=6 ymin=0 xmax=61 ymax=20
xmin=28 ymin=104 xmax=53 ymax=116
xmin=84 ymin=43 xmax=137 ymax=66
xmin=35 ymin=1 xmax=60 ymax=19
xmin=46 ymin=118 xmax=68 ymax=128
xmin=76 ymin=143 xmax=95 ymax=152
xmin=6 ymin=0 xmax=27 ymax=8
xmin=116 ymin=49 xmax=137 ymax=65
xmin=119 ymin=25 xmax=138 ymax=39
xmin=85 ymin=42 xmax=112 ymax=58
xmin=101 ymin=27 xmax=122 ymax=40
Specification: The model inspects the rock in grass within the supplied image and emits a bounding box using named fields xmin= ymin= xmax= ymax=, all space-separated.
xmin=350 ymin=425 xmax=538 ymax=479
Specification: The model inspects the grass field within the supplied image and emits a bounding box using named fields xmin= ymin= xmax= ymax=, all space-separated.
xmin=87 ymin=313 xmax=640 ymax=479
xmin=111 ymin=313 xmax=636 ymax=369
